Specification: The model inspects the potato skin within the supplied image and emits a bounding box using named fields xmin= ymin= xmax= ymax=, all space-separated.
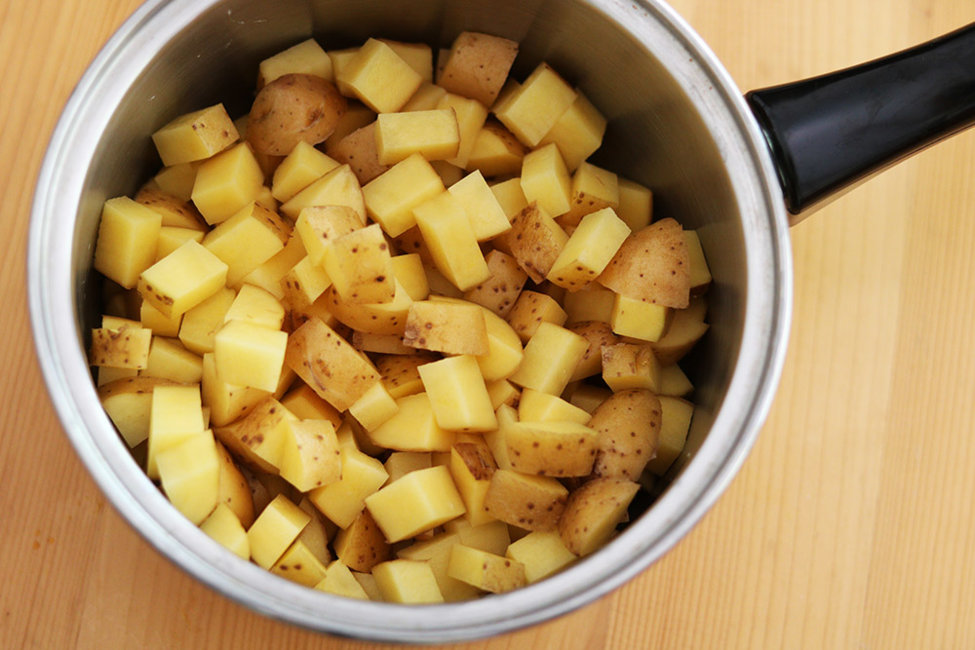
xmin=247 ymin=73 xmax=347 ymax=155
xmin=588 ymin=388 xmax=661 ymax=481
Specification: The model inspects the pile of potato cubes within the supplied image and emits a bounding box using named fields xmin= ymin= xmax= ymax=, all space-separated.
xmin=88 ymin=30 xmax=711 ymax=603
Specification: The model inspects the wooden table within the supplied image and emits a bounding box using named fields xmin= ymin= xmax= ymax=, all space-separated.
xmin=4 ymin=0 xmax=975 ymax=647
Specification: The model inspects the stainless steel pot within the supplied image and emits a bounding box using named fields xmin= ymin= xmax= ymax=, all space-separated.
xmin=26 ymin=0 xmax=975 ymax=642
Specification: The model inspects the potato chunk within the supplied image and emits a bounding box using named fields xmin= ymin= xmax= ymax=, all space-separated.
xmin=138 ymin=240 xmax=228 ymax=319
xmin=93 ymin=197 xmax=162 ymax=289
xmin=438 ymin=31 xmax=518 ymax=106
xmin=483 ymin=469 xmax=568 ymax=531
xmin=448 ymin=544 xmax=526 ymax=594
xmin=558 ymin=477 xmax=640 ymax=556
xmin=495 ymin=63 xmax=577 ymax=147
xmin=375 ymin=109 xmax=459 ymax=165
xmin=151 ymin=103 xmax=238 ymax=166
xmin=365 ymin=466 xmax=466 ymax=542
xmin=597 ymin=217 xmax=691 ymax=308
xmin=589 ymin=389 xmax=661 ymax=481
xmin=337 ymin=38 xmax=423 ymax=113
xmin=246 ymin=73 xmax=346 ymax=155
xmin=418 ymin=355 xmax=497 ymax=432
xmin=403 ymin=300 xmax=488 ymax=355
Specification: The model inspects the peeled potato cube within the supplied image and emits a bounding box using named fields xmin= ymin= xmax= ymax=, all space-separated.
xmin=377 ymin=39 xmax=434 ymax=82
xmin=212 ymin=397 xmax=296 ymax=473
xmin=449 ymin=440 xmax=498 ymax=527
xmin=157 ymin=430 xmax=220 ymax=525
xmin=178 ymin=287 xmax=235 ymax=355
xmin=270 ymin=539 xmax=328 ymax=587
xmin=258 ymin=38 xmax=333 ymax=87
xmin=315 ymin=560 xmax=370 ymax=599
xmin=362 ymin=153 xmax=445 ymax=237
xmin=435 ymin=93 xmax=488 ymax=169
xmin=645 ymin=396 xmax=694 ymax=476
xmin=412 ymin=191 xmax=491 ymax=291
xmin=138 ymin=240 xmax=229 ymax=319
xmin=372 ymin=559 xmax=444 ymax=604
xmin=446 ymin=170 xmax=510 ymax=241
xmin=154 ymin=226 xmax=204 ymax=263
xmin=651 ymin=295 xmax=709 ymax=364
xmin=615 ymin=177 xmax=653 ymax=231
xmin=558 ymin=477 xmax=640 ymax=556
xmin=490 ymin=177 xmax=529 ymax=220
xmin=348 ymin=381 xmax=399 ymax=432
xmin=271 ymin=140 xmax=341 ymax=202
xmin=375 ymin=109 xmax=459 ymax=165
xmin=402 ymin=81 xmax=448 ymax=112
xmin=190 ymin=142 xmax=264 ymax=225
xmin=495 ymin=63 xmax=577 ymax=147
xmin=280 ymin=382 xmax=343 ymax=428
xmin=365 ymin=465 xmax=466 ymax=543
xmin=200 ymin=502 xmax=250 ymax=560
xmin=419 ymin=355 xmax=497 ymax=432
xmin=367 ymin=392 xmax=456 ymax=452
xmin=279 ymin=163 xmax=365 ymax=223
xmin=247 ymin=494 xmax=311 ymax=569
xmin=223 ymin=284 xmax=285 ymax=330
xmin=98 ymin=376 xmax=178 ymax=448
xmin=201 ymin=353 xmax=269 ymax=430
xmin=278 ymin=419 xmax=342 ymax=492
xmin=151 ymin=103 xmax=238 ymax=167
xmin=509 ymin=322 xmax=588 ymax=396
xmin=337 ymin=38 xmax=423 ymax=113
xmin=321 ymin=223 xmax=395 ymax=305
xmin=518 ymin=388 xmax=590 ymax=425
xmin=93 ymin=197 xmax=163 ymax=289
xmin=548 ymin=207 xmax=630 ymax=290
xmin=153 ymin=162 xmax=200 ymax=202
xmin=333 ymin=509 xmax=391 ymax=572
xmin=505 ymin=531 xmax=577 ymax=583
xmin=467 ymin=121 xmax=526 ymax=177
xmin=307 ymin=446 xmax=388 ymax=529
xmin=384 ymin=451 xmax=433 ymax=484
xmin=611 ymin=293 xmax=671 ymax=342
xmin=438 ymin=31 xmax=518 ymax=106
xmin=448 ymin=544 xmax=526 ymax=594
xmin=142 ymin=336 xmax=203 ymax=384
xmin=213 ymin=319 xmax=287 ymax=392
xmin=146 ymin=384 xmax=206 ymax=479
xmin=538 ymin=92 xmax=606 ymax=172
xmin=214 ymin=440 xmax=255 ymax=528
xmin=390 ymin=253 xmax=430 ymax=301
xmin=685 ymin=230 xmax=712 ymax=293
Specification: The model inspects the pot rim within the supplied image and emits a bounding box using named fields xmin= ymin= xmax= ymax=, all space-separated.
xmin=27 ymin=0 xmax=792 ymax=642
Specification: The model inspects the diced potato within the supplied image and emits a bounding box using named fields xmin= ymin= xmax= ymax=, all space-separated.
xmin=659 ymin=363 xmax=694 ymax=397
xmin=214 ymin=440 xmax=255 ymax=528
xmin=213 ymin=319 xmax=287 ymax=392
xmin=315 ymin=560 xmax=370 ymax=599
xmin=270 ymin=540 xmax=328 ymax=587
xmin=98 ymin=376 xmax=178 ymax=448
xmin=151 ymin=103 xmax=238 ymax=166
xmin=89 ymin=324 xmax=152 ymax=369
xmin=135 ymin=187 xmax=207 ymax=231
xmin=201 ymin=203 xmax=288 ymax=287
xmin=323 ymin=122 xmax=388 ymax=185
xmin=321 ymin=223 xmax=394 ymax=305
xmin=200 ymin=503 xmax=250 ymax=559
xmin=597 ymin=217 xmax=691 ymax=308
xmin=495 ymin=63 xmax=577 ymax=147
xmin=684 ymin=230 xmax=712 ymax=294
xmin=419 ymin=355 xmax=497 ymax=432
xmin=307 ymin=446 xmax=388 ymax=529
xmin=499 ymin=202 xmax=568 ymax=284
xmin=153 ymin=162 xmax=200 ymax=202
xmin=337 ymin=38 xmax=423 ymax=113
xmin=348 ymin=381 xmax=399 ymax=431
xmin=490 ymin=177 xmax=528 ymax=220
xmin=365 ymin=466 xmax=466 ymax=542
xmin=223 ymin=284 xmax=285 ymax=330
xmin=518 ymin=388 xmax=590 ymax=425
xmin=547 ymin=207 xmax=630 ymax=290
xmin=93 ymin=197 xmax=163 ymax=289
xmin=190 ymin=142 xmax=264 ymax=225
xmin=447 ymin=519 xmax=510 ymax=555
xmin=281 ymin=163 xmax=366 ymax=222
xmin=375 ymin=354 xmax=433 ymax=399
xmin=467 ymin=121 xmax=526 ymax=177
xmin=277 ymin=419 xmax=342 ymax=492
xmin=284 ymin=317 xmax=381 ymax=411
xmin=146 ymin=384 xmax=206 ymax=479
xmin=362 ymin=152 xmax=445 ymax=237
xmin=450 ymin=440 xmax=498 ymax=526
xmin=559 ymin=162 xmax=620 ymax=228
xmin=324 ymin=100 xmax=376 ymax=149
xmin=212 ymin=396 xmax=295 ymax=473
xmin=506 ymin=290 xmax=567 ymax=342
xmin=486 ymin=379 xmax=519 ymax=410
xmin=509 ymin=322 xmax=588 ymax=396
xmin=505 ymin=531 xmax=577 ymax=583
xmin=645 ymin=396 xmax=694 ymax=475
xmin=258 ymin=38 xmax=332 ymax=87
xmin=402 ymin=81 xmax=447 ymax=111
xmin=615 ymin=177 xmax=653 ymax=231
xmin=565 ymin=321 xmax=617 ymax=382
xmin=611 ymin=293 xmax=671 ymax=342
xmin=558 ymin=477 xmax=640 ymax=556
xmin=352 ymin=571 xmax=382 ymax=601
xmin=589 ymin=389 xmax=661 ymax=481
xmin=279 ymin=382 xmax=343 ymax=427
xmin=333 ymin=509 xmax=391 ymax=572
xmin=390 ymin=253 xmax=430 ymax=301
xmin=448 ymin=544 xmax=526 ymax=594
xmin=520 ymin=143 xmax=572 ymax=218
xmin=563 ymin=284 xmax=615 ymax=325
xmin=96 ymin=366 xmax=138 ymax=386
xmin=412 ymin=191 xmax=491 ymax=291
xmin=247 ymin=494 xmax=311 ymax=569
xmin=178 ymin=287 xmax=235 ymax=355
xmin=375 ymin=109 xmax=459 ymax=165
xmin=504 ymin=420 xmax=597 ymax=477
xmin=447 ymin=170 xmax=510 ymax=241
xmin=372 ymin=559 xmax=444 ymax=604
xmin=328 ymin=46 xmax=360 ymax=94
xmin=154 ymin=226 xmax=204 ymax=262
xmin=138 ymin=240 xmax=229 ymax=319
xmin=396 ymin=531 xmax=479 ymax=601
xmin=271 ymin=140 xmax=340 ymax=202
xmin=601 ymin=341 xmax=661 ymax=393
xmin=438 ymin=32 xmax=518 ymax=106
xmin=157 ymin=430 xmax=221 ymax=525
xmin=435 ymin=93 xmax=488 ymax=169
xmin=323 ymin=281 xmax=413 ymax=336
xmin=403 ymin=300 xmax=488 ymax=355
xmin=241 ymin=235 xmax=306 ymax=300
xmin=462 ymin=249 xmax=527 ymax=318
xmin=538 ymin=92 xmax=606 ymax=172
xmin=384 ymin=451 xmax=433 ymax=484
xmin=377 ymin=39 xmax=434 ymax=82
xmin=142 ymin=336 xmax=203 ymax=383
xmin=367 ymin=392 xmax=456 ymax=452
xmin=483 ymin=469 xmax=568 ymax=531
xmin=200 ymin=352 xmax=270 ymax=428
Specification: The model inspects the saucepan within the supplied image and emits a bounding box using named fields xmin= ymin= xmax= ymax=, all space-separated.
xmin=26 ymin=0 xmax=975 ymax=642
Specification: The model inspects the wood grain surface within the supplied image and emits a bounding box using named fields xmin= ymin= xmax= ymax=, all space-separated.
xmin=3 ymin=0 xmax=975 ymax=647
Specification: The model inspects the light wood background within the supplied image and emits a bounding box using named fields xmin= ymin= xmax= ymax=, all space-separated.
xmin=3 ymin=0 xmax=975 ymax=647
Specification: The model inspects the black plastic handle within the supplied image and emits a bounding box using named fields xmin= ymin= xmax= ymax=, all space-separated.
xmin=746 ymin=23 xmax=975 ymax=216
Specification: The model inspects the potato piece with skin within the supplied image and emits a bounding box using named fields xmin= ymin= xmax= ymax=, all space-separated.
xmin=246 ymin=74 xmax=346 ymax=155
xmin=601 ymin=341 xmax=662 ymax=393
xmin=558 ymin=477 xmax=640 ymax=556
xmin=547 ymin=207 xmax=631 ymax=291
xmin=293 ymin=205 xmax=360 ymax=266
xmin=450 ymin=440 xmax=498 ymax=526
xmin=247 ymin=494 xmax=311 ymax=569
xmin=419 ymin=355 xmax=497 ymax=432
xmin=93 ymin=197 xmax=163 ymax=290
xmin=652 ymin=295 xmax=709 ymax=365
xmin=89 ymin=324 xmax=152 ymax=369
xmin=212 ymin=397 xmax=296 ymax=474
xmin=483 ymin=469 xmax=568 ymax=531
xmin=270 ymin=540 xmax=328 ymax=587
xmin=375 ymin=353 xmax=436 ymax=399
xmin=506 ymin=290 xmax=567 ymax=343
xmin=448 ymin=544 xmax=526 ymax=594
xmin=351 ymin=331 xmax=413 ymax=356
xmin=321 ymin=223 xmax=395 ymax=305
xmin=284 ymin=317 xmax=381 ymax=412
xmin=403 ymin=300 xmax=488 ymax=356
xmin=362 ymin=153 xmax=445 ymax=238
xmin=462 ymin=249 xmax=527 ymax=318
xmin=322 ymin=281 xmax=413 ymax=336
xmin=277 ymin=419 xmax=342 ymax=492
xmin=135 ymin=187 xmax=207 ymax=231
xmin=566 ymin=321 xmax=618 ymax=382
xmin=589 ymin=389 xmax=661 ymax=481
xmin=325 ymin=121 xmax=389 ymax=184
xmin=538 ymin=92 xmax=606 ymax=172
xmin=279 ymin=381 xmax=343 ymax=428
xmin=645 ymin=396 xmax=694 ymax=476
xmin=498 ymin=202 xmax=568 ymax=284
xmin=333 ymin=509 xmax=391 ymax=572
xmin=151 ymin=103 xmax=239 ymax=167
xmin=597 ymin=217 xmax=691 ymax=308
xmin=423 ymin=298 xmax=524 ymax=383
xmin=439 ymin=32 xmax=518 ymax=106
xmin=436 ymin=93 xmax=488 ymax=169
xmin=505 ymin=420 xmax=598 ymax=477
xmin=139 ymin=240 xmax=229 ymax=319
xmin=215 ymin=440 xmax=255 ymax=528
xmin=98 ymin=376 xmax=179 ymax=448
xmin=559 ymin=162 xmax=620 ymax=228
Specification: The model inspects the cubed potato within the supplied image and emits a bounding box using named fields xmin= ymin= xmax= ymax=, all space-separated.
xmin=241 ymin=235 xmax=307 ymax=300
xmin=462 ymin=249 xmax=527 ymax=318
xmin=323 ymin=281 xmax=413 ymax=336
xmin=248 ymin=494 xmax=311 ymax=569
xmin=213 ymin=319 xmax=287 ymax=392
xmin=328 ymin=46 xmax=360 ymax=94
xmin=89 ymin=323 xmax=152 ymax=369
xmin=520 ymin=143 xmax=572 ymax=218
xmin=362 ymin=152 xmax=445 ymax=237
xmin=153 ymin=161 xmax=200 ymax=202
xmin=547 ymin=207 xmax=630 ymax=290
xmin=645 ymin=396 xmax=694 ymax=475
xmin=151 ymin=103 xmax=238 ymax=166
xmin=375 ymin=353 xmax=434 ymax=399
xmin=505 ymin=531 xmax=577 ymax=583
xmin=201 ymin=202 xmax=289 ymax=287
xmin=337 ymin=38 xmax=423 ymax=113
xmin=375 ymin=109 xmax=459 ymax=165
xmin=333 ymin=509 xmax=391 ymax=572
xmin=293 ymin=205 xmax=360 ymax=266
xmin=601 ymin=341 xmax=661 ymax=393
xmin=322 ymin=123 xmax=389 ymax=187
xmin=315 ymin=560 xmax=370 ymax=599
xmin=223 ymin=284 xmax=285 ymax=330
xmin=486 ymin=379 xmax=520 ymax=410
xmin=279 ymin=381 xmax=343 ymax=427
xmin=447 ymin=170 xmax=511 ymax=241
xmin=323 ymin=98 xmax=376 ymax=148
xmin=611 ymin=293 xmax=671 ymax=342
xmin=348 ymin=381 xmax=399 ymax=431
xmin=191 ymin=143 xmax=264 ymax=225
xmin=615 ymin=177 xmax=654 ymax=231
xmin=372 ymin=560 xmax=444 ymax=604
xmin=659 ymin=363 xmax=694 ymax=397
xmin=154 ymin=226 xmax=205 ymax=262
xmin=438 ymin=32 xmax=518 ymax=106
xmin=490 ymin=177 xmax=529 ymax=220
xmin=589 ymin=389 xmax=661 ymax=481
xmin=321 ymin=223 xmax=394 ymax=305
xmin=558 ymin=477 xmax=640 ymax=556
xmin=495 ymin=63 xmax=577 ymax=147
xmin=98 ymin=376 xmax=178 ymax=448
xmin=509 ymin=322 xmax=588 ymax=396
xmin=135 ymin=187 xmax=207 ymax=231
xmin=499 ymin=202 xmax=568 ymax=283
xmin=483 ymin=469 xmax=568 ymax=531
xmin=365 ymin=465 xmax=466 ymax=542
xmin=279 ymin=163 xmax=366 ymax=223
xmin=178 ymin=287 xmax=235 ymax=355
xmin=214 ymin=440 xmax=255 ymax=528
xmin=270 ymin=539 xmax=328 ymax=587
xmin=565 ymin=321 xmax=617 ymax=382
xmin=258 ymin=38 xmax=332 ymax=87
xmin=504 ymin=420 xmax=597 ymax=477
xmin=597 ymin=217 xmax=691 ymax=308
xmin=419 ymin=355 xmax=497 ymax=432
xmin=366 ymin=392 xmax=456 ymax=452
xmin=567 ymin=384 xmax=612 ymax=414
xmin=467 ymin=121 xmax=526 ymax=178
xmin=506 ymin=290 xmax=567 ymax=342
xmin=390 ymin=253 xmax=430 ymax=301
xmin=146 ymin=384 xmax=206 ymax=479
xmin=200 ymin=503 xmax=250 ymax=559
xmin=447 ymin=519 xmax=511 ymax=555
xmin=518 ymin=388 xmax=590 ymax=424
xmin=96 ymin=366 xmax=138 ymax=387
xmin=401 ymin=81 xmax=448 ymax=112
xmin=351 ymin=332 xmax=412 ymax=355
xmin=271 ymin=140 xmax=340 ymax=202
xmin=412 ymin=191 xmax=491 ymax=291
xmin=559 ymin=163 xmax=619 ymax=228
xmin=377 ymin=39 xmax=434 ymax=82
xmin=284 ymin=317 xmax=381 ymax=411
xmin=422 ymin=263 xmax=462 ymax=297
xmin=201 ymin=352 xmax=270 ymax=428
xmin=450 ymin=440 xmax=498 ymax=526
xmin=142 ymin=336 xmax=203 ymax=384
xmin=482 ymin=405 xmax=515 ymax=471
xmin=448 ymin=544 xmax=526 ymax=594
xmin=435 ymin=93 xmax=488 ymax=169
xmin=396 ymin=531 xmax=480 ymax=601
xmin=538 ymin=92 xmax=606 ymax=172
xmin=212 ymin=396 xmax=296 ymax=473
xmin=139 ymin=240 xmax=228 ymax=319
xmin=384 ymin=451 xmax=433 ymax=484
xmin=684 ymin=230 xmax=712 ymax=294
xmin=432 ymin=161 xmax=467 ymax=188
xmin=157 ymin=430 xmax=221 ymax=525
xmin=403 ymin=300 xmax=488 ymax=355
xmin=307 ymin=446 xmax=388 ymax=529
xmin=277 ymin=419 xmax=342 ymax=492
xmin=563 ymin=284 xmax=615 ymax=325
xmin=93 ymin=197 xmax=163 ymax=289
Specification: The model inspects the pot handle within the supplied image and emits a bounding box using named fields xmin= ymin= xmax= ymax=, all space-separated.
xmin=746 ymin=22 xmax=975 ymax=220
